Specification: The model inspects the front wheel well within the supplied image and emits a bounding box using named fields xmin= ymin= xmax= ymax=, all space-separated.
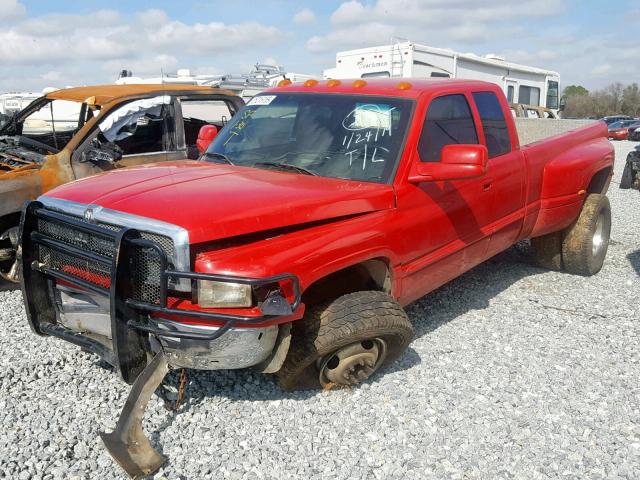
xmin=301 ymin=258 xmax=392 ymax=307
xmin=587 ymin=167 xmax=613 ymax=195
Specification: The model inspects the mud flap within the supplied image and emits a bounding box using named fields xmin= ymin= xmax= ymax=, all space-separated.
xmin=620 ymin=161 xmax=634 ymax=189
xmin=100 ymin=351 xmax=170 ymax=479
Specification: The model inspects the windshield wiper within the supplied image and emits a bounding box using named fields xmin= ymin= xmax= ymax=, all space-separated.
xmin=254 ymin=161 xmax=317 ymax=176
xmin=202 ymin=151 xmax=234 ymax=165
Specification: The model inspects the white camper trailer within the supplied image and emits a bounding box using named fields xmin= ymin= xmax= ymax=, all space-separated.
xmin=323 ymin=42 xmax=561 ymax=115
xmin=0 ymin=92 xmax=41 ymax=116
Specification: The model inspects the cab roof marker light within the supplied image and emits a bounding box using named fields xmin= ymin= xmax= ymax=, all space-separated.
xmin=277 ymin=79 xmax=292 ymax=87
xmin=327 ymin=79 xmax=341 ymax=87
xmin=352 ymin=80 xmax=367 ymax=88
xmin=397 ymin=81 xmax=412 ymax=90
xmin=304 ymin=79 xmax=319 ymax=87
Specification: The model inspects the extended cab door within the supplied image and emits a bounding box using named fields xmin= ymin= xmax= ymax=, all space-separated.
xmin=398 ymin=93 xmax=493 ymax=304
xmin=470 ymin=91 xmax=526 ymax=255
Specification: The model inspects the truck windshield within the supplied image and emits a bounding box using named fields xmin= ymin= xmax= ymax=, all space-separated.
xmin=206 ymin=93 xmax=413 ymax=183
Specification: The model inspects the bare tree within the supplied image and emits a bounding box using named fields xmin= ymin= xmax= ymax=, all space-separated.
xmin=563 ymin=82 xmax=640 ymax=118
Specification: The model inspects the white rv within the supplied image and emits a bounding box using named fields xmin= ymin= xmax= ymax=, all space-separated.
xmin=324 ymin=42 xmax=561 ymax=114
xmin=0 ymin=92 xmax=42 ymax=116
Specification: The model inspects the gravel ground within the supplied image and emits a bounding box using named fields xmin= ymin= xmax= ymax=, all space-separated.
xmin=1 ymin=141 xmax=639 ymax=480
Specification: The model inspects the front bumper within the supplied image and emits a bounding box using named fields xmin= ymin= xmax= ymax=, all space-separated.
xmin=20 ymin=201 xmax=301 ymax=383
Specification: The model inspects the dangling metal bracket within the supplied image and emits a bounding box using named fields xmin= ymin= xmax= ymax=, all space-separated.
xmin=100 ymin=352 xmax=170 ymax=479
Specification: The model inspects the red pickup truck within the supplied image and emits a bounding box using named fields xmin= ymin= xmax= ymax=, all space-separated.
xmin=19 ymin=79 xmax=613 ymax=477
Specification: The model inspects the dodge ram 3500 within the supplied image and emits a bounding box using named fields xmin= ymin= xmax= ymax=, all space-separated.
xmin=0 ymin=84 xmax=242 ymax=282
xmin=19 ymin=79 xmax=614 ymax=477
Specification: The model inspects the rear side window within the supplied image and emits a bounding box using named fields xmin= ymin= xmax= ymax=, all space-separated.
xmin=473 ymin=92 xmax=512 ymax=158
xmin=418 ymin=94 xmax=478 ymax=162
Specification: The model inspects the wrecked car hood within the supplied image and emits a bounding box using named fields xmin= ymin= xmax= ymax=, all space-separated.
xmin=0 ymin=137 xmax=45 ymax=172
xmin=44 ymin=161 xmax=396 ymax=244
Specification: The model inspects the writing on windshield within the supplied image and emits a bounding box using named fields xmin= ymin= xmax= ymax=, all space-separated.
xmin=207 ymin=93 xmax=412 ymax=183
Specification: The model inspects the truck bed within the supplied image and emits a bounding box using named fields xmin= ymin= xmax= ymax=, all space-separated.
xmin=515 ymin=118 xmax=598 ymax=146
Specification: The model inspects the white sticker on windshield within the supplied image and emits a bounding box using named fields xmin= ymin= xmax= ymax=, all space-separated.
xmin=248 ymin=95 xmax=276 ymax=106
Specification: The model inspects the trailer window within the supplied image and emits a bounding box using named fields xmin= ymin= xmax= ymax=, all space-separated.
xmin=418 ymin=94 xmax=478 ymax=163
xmin=546 ymin=81 xmax=559 ymax=110
xmin=507 ymin=86 xmax=515 ymax=103
xmin=518 ymin=86 xmax=540 ymax=106
xmin=430 ymin=72 xmax=450 ymax=78
xmin=472 ymin=92 xmax=511 ymax=157
xmin=361 ymin=72 xmax=391 ymax=78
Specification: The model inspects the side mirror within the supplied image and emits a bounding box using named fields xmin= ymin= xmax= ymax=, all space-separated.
xmin=408 ymin=144 xmax=488 ymax=183
xmin=197 ymin=125 xmax=218 ymax=153
xmin=559 ymin=96 xmax=567 ymax=112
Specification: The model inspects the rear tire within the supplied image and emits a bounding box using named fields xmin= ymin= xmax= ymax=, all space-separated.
xmin=278 ymin=291 xmax=413 ymax=391
xmin=561 ymin=194 xmax=611 ymax=276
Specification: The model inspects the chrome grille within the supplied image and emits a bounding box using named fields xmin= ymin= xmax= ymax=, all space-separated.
xmin=38 ymin=218 xmax=116 ymax=258
xmin=39 ymin=245 xmax=111 ymax=288
xmin=35 ymin=209 xmax=175 ymax=304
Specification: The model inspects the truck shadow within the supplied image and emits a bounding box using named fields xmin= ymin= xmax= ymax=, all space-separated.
xmin=405 ymin=241 xmax=538 ymax=339
xmin=167 ymin=242 xmax=544 ymax=412
xmin=627 ymin=250 xmax=640 ymax=277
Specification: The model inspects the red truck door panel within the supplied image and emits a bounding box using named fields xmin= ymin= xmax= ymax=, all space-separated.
xmin=470 ymin=92 xmax=526 ymax=255
xmin=398 ymin=93 xmax=492 ymax=304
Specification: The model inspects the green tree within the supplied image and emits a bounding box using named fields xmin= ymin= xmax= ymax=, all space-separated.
xmin=563 ymin=85 xmax=589 ymax=97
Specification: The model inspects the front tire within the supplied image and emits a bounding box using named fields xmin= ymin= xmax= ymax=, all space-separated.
xmin=562 ymin=194 xmax=611 ymax=276
xmin=278 ymin=291 xmax=413 ymax=391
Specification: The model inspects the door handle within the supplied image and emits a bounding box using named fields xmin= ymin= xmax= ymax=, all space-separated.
xmin=482 ymin=182 xmax=492 ymax=191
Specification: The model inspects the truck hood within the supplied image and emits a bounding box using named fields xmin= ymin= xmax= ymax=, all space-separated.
xmin=44 ymin=161 xmax=396 ymax=244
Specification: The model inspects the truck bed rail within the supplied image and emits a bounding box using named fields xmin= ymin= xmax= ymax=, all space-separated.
xmin=515 ymin=118 xmax=598 ymax=146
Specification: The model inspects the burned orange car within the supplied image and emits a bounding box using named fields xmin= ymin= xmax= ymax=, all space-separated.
xmin=0 ymin=84 xmax=243 ymax=281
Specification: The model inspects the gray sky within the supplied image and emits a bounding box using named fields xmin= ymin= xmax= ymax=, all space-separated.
xmin=0 ymin=0 xmax=635 ymax=93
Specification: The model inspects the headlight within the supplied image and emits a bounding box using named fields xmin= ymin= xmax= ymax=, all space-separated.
xmin=197 ymin=280 xmax=252 ymax=308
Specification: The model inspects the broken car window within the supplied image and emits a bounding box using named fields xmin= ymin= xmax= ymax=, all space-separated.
xmin=180 ymin=99 xmax=232 ymax=149
xmin=206 ymin=93 xmax=413 ymax=183
xmin=19 ymin=99 xmax=83 ymax=151
xmin=98 ymin=95 xmax=175 ymax=155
